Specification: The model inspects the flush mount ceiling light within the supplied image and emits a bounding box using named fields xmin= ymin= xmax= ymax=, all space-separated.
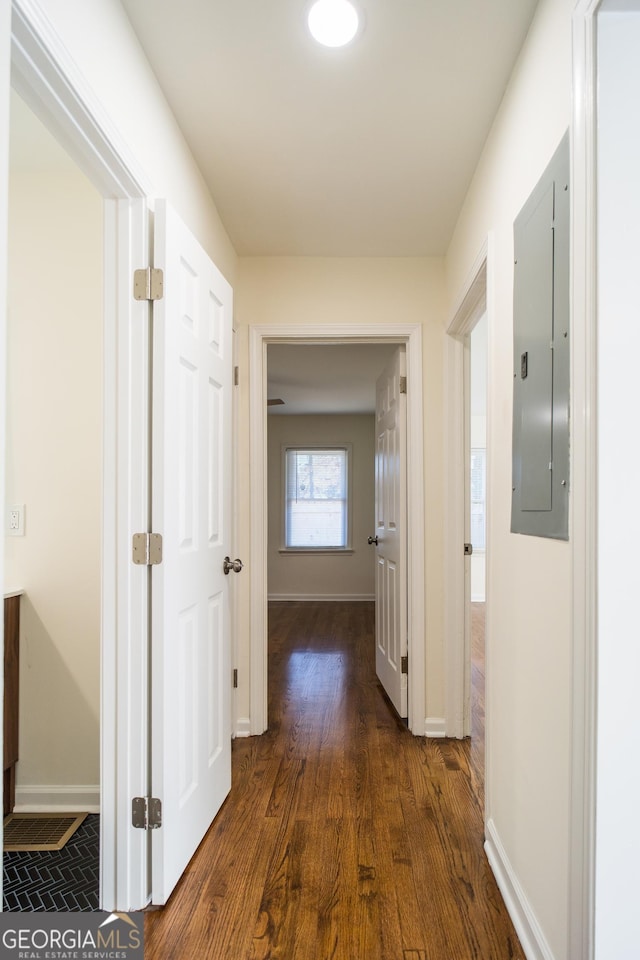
xmin=307 ymin=0 xmax=360 ymax=47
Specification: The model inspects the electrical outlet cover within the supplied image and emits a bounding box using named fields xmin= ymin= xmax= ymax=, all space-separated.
xmin=7 ymin=504 xmax=25 ymax=537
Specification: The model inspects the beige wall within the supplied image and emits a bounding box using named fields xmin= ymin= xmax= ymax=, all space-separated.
xmin=445 ymin=0 xmax=574 ymax=956
xmin=6 ymin=145 xmax=103 ymax=796
xmin=35 ymin=0 xmax=237 ymax=284
xmin=234 ymin=256 xmax=447 ymax=727
xmin=267 ymin=415 xmax=375 ymax=600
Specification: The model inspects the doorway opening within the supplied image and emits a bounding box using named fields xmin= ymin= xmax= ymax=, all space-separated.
xmin=444 ymin=245 xmax=488 ymax=749
xmin=3 ymin=89 xmax=102 ymax=911
xmin=265 ymin=342 xmax=402 ymax=716
xmin=467 ymin=313 xmax=487 ymax=803
xmin=249 ymin=324 xmax=426 ymax=737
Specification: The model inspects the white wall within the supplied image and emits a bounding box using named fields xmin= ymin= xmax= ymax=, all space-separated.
xmin=267 ymin=415 xmax=375 ymax=600
xmin=6 ymin=112 xmax=103 ymax=798
xmin=445 ymin=0 xmax=574 ymax=957
xmin=595 ymin=9 xmax=640 ymax=958
xmin=235 ymin=256 xmax=446 ymax=729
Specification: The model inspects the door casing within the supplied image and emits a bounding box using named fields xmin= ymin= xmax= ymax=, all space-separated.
xmin=444 ymin=242 xmax=489 ymax=742
xmin=249 ymin=323 xmax=426 ymax=736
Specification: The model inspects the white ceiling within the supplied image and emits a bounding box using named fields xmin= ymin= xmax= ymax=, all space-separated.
xmin=267 ymin=343 xmax=396 ymax=414
xmin=119 ymin=0 xmax=538 ymax=257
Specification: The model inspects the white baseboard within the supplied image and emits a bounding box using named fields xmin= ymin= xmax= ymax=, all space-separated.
xmin=424 ymin=717 xmax=447 ymax=738
xmin=484 ymin=818 xmax=555 ymax=960
xmin=14 ymin=784 xmax=100 ymax=814
xmin=234 ymin=717 xmax=252 ymax=738
xmin=268 ymin=594 xmax=375 ymax=602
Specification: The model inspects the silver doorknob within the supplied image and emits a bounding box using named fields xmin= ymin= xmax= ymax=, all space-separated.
xmin=367 ymin=536 xmax=378 ymax=546
xmin=223 ymin=556 xmax=244 ymax=575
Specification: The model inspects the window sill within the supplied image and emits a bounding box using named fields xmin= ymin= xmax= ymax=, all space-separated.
xmin=278 ymin=548 xmax=354 ymax=556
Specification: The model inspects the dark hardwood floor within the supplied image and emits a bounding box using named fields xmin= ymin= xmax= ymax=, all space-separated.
xmin=144 ymin=599 xmax=523 ymax=960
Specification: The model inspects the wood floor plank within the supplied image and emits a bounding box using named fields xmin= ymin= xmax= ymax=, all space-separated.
xmin=144 ymin=600 xmax=524 ymax=960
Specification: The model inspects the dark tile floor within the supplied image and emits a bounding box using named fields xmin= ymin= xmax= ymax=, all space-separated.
xmin=3 ymin=814 xmax=99 ymax=912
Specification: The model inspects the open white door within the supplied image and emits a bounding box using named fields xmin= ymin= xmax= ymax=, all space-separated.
xmin=151 ymin=201 xmax=233 ymax=904
xmin=373 ymin=347 xmax=408 ymax=718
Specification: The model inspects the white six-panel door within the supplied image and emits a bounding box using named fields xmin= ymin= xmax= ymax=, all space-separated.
xmin=151 ymin=201 xmax=233 ymax=904
xmin=374 ymin=347 xmax=408 ymax=718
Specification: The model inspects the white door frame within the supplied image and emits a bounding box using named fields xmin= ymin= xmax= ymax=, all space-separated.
xmin=249 ymin=322 xmax=426 ymax=736
xmin=6 ymin=0 xmax=153 ymax=911
xmin=0 ymin=1 xmax=9 ymax=912
xmin=444 ymin=240 xmax=490 ymax=742
xmin=570 ymin=1 xmax=598 ymax=955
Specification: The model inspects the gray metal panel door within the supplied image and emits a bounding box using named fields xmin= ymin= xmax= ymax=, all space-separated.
xmin=511 ymin=131 xmax=570 ymax=540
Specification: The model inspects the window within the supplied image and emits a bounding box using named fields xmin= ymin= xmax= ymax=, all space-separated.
xmin=284 ymin=447 xmax=349 ymax=549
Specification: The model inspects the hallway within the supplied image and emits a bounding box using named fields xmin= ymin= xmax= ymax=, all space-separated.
xmin=144 ymin=601 xmax=523 ymax=959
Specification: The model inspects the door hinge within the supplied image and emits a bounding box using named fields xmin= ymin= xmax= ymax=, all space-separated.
xmin=133 ymin=267 xmax=164 ymax=301
xmin=399 ymin=376 xmax=407 ymax=394
xmin=234 ymin=365 xmax=239 ymax=386
xmin=233 ymin=668 xmax=238 ymax=689
xmin=464 ymin=542 xmax=473 ymax=556
xmin=132 ymin=796 xmax=162 ymax=830
xmin=132 ymin=532 xmax=163 ymax=565
xmin=401 ymin=654 xmax=408 ymax=675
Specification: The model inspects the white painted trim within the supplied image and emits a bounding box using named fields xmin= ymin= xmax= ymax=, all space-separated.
xmin=250 ymin=323 xmax=426 ymax=736
xmin=482 ymin=246 xmax=496 ymax=825
xmin=249 ymin=330 xmax=269 ymax=736
xmin=0 ymin=0 xmax=10 ymax=913
xmin=568 ymin=2 xmax=599 ymax=957
xmin=15 ymin=785 xmax=101 ymax=814
xmin=104 ymin=199 xmax=151 ymax=913
xmin=232 ymin=329 xmax=242 ymax=750
xmin=424 ymin=718 xmax=446 ymax=738
xmin=268 ymin=594 xmax=375 ymax=602
xmin=234 ymin=718 xmax=252 ymax=738
xmin=443 ymin=333 xmax=466 ymax=739
xmin=7 ymin=1 xmax=151 ymax=914
xmin=447 ymin=243 xmax=488 ymax=338
xmin=444 ymin=242 xmax=489 ymax=740
xmin=485 ymin=818 xmax=554 ymax=960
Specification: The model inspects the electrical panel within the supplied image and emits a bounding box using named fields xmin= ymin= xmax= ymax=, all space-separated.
xmin=511 ymin=132 xmax=570 ymax=540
